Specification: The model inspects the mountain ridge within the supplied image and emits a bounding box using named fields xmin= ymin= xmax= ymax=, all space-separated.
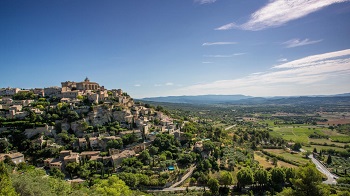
xmin=140 ymin=93 xmax=350 ymax=105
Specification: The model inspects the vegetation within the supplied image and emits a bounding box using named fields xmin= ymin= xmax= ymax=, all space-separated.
xmin=1 ymin=90 xmax=350 ymax=195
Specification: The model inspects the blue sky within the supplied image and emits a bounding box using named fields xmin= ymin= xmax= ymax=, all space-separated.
xmin=1 ymin=0 xmax=350 ymax=98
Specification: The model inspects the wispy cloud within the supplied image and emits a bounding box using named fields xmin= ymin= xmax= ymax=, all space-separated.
xmin=175 ymin=49 xmax=350 ymax=96
xmin=215 ymin=23 xmax=237 ymax=31
xmin=282 ymin=38 xmax=323 ymax=48
xmin=277 ymin=58 xmax=288 ymax=62
xmin=215 ymin=0 xmax=350 ymax=31
xmin=202 ymin=42 xmax=237 ymax=46
xmin=273 ymin=49 xmax=350 ymax=69
xmin=154 ymin=82 xmax=175 ymax=87
xmin=202 ymin=62 xmax=214 ymax=64
xmin=134 ymin=84 xmax=141 ymax=87
xmin=204 ymin=53 xmax=245 ymax=58
xmin=194 ymin=0 xmax=217 ymax=5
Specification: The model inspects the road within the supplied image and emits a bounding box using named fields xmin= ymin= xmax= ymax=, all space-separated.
xmin=169 ymin=164 xmax=196 ymax=188
xmin=225 ymin=125 xmax=236 ymax=130
xmin=149 ymin=186 xmax=207 ymax=192
xmin=308 ymin=154 xmax=338 ymax=184
xmin=300 ymin=148 xmax=338 ymax=184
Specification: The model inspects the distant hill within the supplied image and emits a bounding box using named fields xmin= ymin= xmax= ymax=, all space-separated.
xmin=140 ymin=94 xmax=350 ymax=105
xmin=141 ymin=95 xmax=252 ymax=104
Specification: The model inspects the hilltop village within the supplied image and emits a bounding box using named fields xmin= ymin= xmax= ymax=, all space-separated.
xmin=0 ymin=78 xmax=184 ymax=184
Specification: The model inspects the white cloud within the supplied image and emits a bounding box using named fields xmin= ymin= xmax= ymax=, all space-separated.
xmin=204 ymin=53 xmax=245 ymax=57
xmin=134 ymin=84 xmax=141 ymax=87
xmin=202 ymin=42 xmax=237 ymax=46
xmin=277 ymin=58 xmax=288 ymax=62
xmin=273 ymin=49 xmax=350 ymax=69
xmin=194 ymin=0 xmax=217 ymax=4
xmin=216 ymin=0 xmax=350 ymax=31
xmin=175 ymin=49 xmax=350 ymax=96
xmin=215 ymin=23 xmax=237 ymax=30
xmin=282 ymin=38 xmax=323 ymax=48
xmin=202 ymin=62 xmax=214 ymax=64
xmin=154 ymin=82 xmax=175 ymax=87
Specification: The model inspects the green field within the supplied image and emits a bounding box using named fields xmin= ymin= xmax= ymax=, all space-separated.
xmin=303 ymin=145 xmax=346 ymax=153
xmin=270 ymin=126 xmax=319 ymax=144
xmin=330 ymin=136 xmax=350 ymax=143
xmin=264 ymin=149 xmax=310 ymax=165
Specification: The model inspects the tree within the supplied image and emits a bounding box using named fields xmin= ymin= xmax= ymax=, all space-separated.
xmin=237 ymin=167 xmax=254 ymax=189
xmin=0 ymin=161 xmax=18 ymax=196
xmin=326 ymin=154 xmax=332 ymax=165
xmin=12 ymin=168 xmax=71 ymax=196
xmin=77 ymin=163 xmax=91 ymax=179
xmin=203 ymin=140 xmax=215 ymax=152
xmin=149 ymin=146 xmax=159 ymax=156
xmin=117 ymin=172 xmax=139 ymax=189
xmin=272 ymin=157 xmax=278 ymax=167
xmin=178 ymin=153 xmax=194 ymax=167
xmin=254 ymin=169 xmax=270 ymax=187
xmin=279 ymin=164 xmax=327 ymax=196
xmin=0 ymin=139 xmax=12 ymax=153
xmin=106 ymin=139 xmax=123 ymax=150
xmin=49 ymin=168 xmax=65 ymax=179
xmin=284 ymin=167 xmax=296 ymax=184
xmin=65 ymin=162 xmax=78 ymax=179
xmin=207 ymin=178 xmax=219 ymax=196
xmin=270 ymin=167 xmax=286 ymax=185
xmin=292 ymin=142 xmax=302 ymax=151
xmin=219 ymin=171 xmax=233 ymax=187
xmin=138 ymin=150 xmax=151 ymax=165
xmin=92 ymin=176 xmax=133 ymax=196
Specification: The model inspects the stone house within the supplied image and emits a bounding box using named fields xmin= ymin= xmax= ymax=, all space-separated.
xmin=0 ymin=152 xmax=24 ymax=164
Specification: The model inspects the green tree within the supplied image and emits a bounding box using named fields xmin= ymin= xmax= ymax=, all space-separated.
xmin=65 ymin=162 xmax=79 ymax=179
xmin=270 ymin=167 xmax=286 ymax=185
xmin=77 ymin=163 xmax=91 ymax=179
xmin=0 ymin=139 xmax=12 ymax=153
xmin=12 ymin=169 xmax=71 ymax=196
xmin=0 ymin=161 xmax=18 ymax=196
xmin=118 ymin=172 xmax=139 ymax=189
xmin=219 ymin=171 xmax=233 ymax=187
xmin=326 ymin=154 xmax=332 ymax=165
xmin=49 ymin=168 xmax=65 ymax=179
xmin=292 ymin=142 xmax=302 ymax=151
xmin=254 ymin=169 xmax=270 ymax=187
xmin=290 ymin=164 xmax=325 ymax=196
xmin=237 ymin=167 xmax=254 ymax=189
xmin=278 ymin=164 xmax=328 ymax=196
xmin=92 ymin=176 xmax=133 ymax=196
xmin=138 ymin=150 xmax=151 ymax=165
xmin=207 ymin=178 xmax=219 ymax=196
xmin=272 ymin=157 xmax=278 ymax=166
xmin=284 ymin=167 xmax=296 ymax=184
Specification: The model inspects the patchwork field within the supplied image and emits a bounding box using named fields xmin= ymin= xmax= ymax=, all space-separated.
xmin=309 ymin=138 xmax=345 ymax=147
xmin=264 ymin=149 xmax=310 ymax=165
xmin=303 ymin=145 xmax=346 ymax=153
xmin=254 ymin=152 xmax=296 ymax=168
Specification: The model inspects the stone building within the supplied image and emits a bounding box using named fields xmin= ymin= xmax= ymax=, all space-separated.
xmin=77 ymin=77 xmax=101 ymax=90
xmin=0 ymin=152 xmax=24 ymax=164
xmin=44 ymin=87 xmax=61 ymax=97
xmin=0 ymin=88 xmax=20 ymax=96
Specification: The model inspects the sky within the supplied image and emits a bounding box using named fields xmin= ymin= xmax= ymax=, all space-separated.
xmin=1 ymin=0 xmax=350 ymax=98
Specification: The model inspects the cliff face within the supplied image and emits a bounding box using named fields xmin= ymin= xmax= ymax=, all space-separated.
xmin=59 ymin=98 xmax=136 ymax=134
xmin=88 ymin=106 xmax=113 ymax=126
